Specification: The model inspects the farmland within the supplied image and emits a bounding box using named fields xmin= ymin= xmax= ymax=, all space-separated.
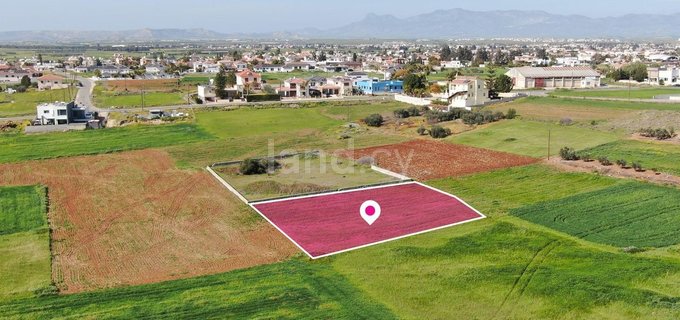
xmin=429 ymin=164 xmax=622 ymax=216
xmin=0 ymin=150 xmax=297 ymax=293
xmin=0 ymin=260 xmax=396 ymax=319
xmin=0 ymin=89 xmax=74 ymax=117
xmin=582 ymin=140 xmax=680 ymax=175
xmin=552 ymin=88 xmax=680 ymax=99
xmin=0 ymin=123 xmax=212 ymax=163
xmin=332 ymin=221 xmax=680 ymax=319
xmin=512 ymin=182 xmax=680 ymax=248
xmin=254 ymin=182 xmax=484 ymax=258
xmin=507 ymin=96 xmax=680 ymax=112
xmin=0 ymin=185 xmax=50 ymax=299
xmin=2 ymin=93 xmax=680 ymax=319
xmin=449 ymin=119 xmax=620 ymax=157
xmin=341 ymin=139 xmax=538 ymax=180
xmin=93 ymin=79 xmax=192 ymax=108
xmin=215 ymin=154 xmax=399 ymax=201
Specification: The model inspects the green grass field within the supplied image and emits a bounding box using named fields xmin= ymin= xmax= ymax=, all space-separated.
xmin=512 ymin=182 xmax=680 ymax=248
xmin=197 ymin=107 xmax=342 ymax=139
xmin=93 ymin=87 xmax=187 ymax=108
xmin=552 ymin=88 xmax=680 ymax=99
xmin=515 ymin=96 xmax=680 ymax=112
xmin=0 ymin=260 xmax=396 ymax=319
xmin=448 ymin=119 xmax=620 ymax=157
xmin=582 ymin=140 xmax=680 ymax=175
xmin=332 ymin=221 xmax=680 ymax=319
xmin=216 ymin=154 xmax=398 ymax=201
xmin=0 ymin=185 xmax=51 ymax=299
xmin=0 ymin=89 xmax=74 ymax=117
xmin=429 ymin=165 xmax=622 ymax=216
xmin=0 ymin=123 xmax=213 ymax=163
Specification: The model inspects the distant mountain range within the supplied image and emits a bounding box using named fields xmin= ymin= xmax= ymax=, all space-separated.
xmin=1 ymin=9 xmax=679 ymax=42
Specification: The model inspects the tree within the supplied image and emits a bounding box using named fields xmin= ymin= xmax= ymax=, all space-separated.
xmin=440 ymin=45 xmax=453 ymax=61
xmin=403 ymin=73 xmax=427 ymax=96
xmin=318 ymin=51 xmax=327 ymax=61
xmin=364 ymin=114 xmax=384 ymax=127
xmin=38 ymin=54 xmax=43 ymax=65
xmin=96 ymin=58 xmax=102 ymax=67
xmin=429 ymin=126 xmax=452 ymax=138
xmin=428 ymin=83 xmax=442 ymax=94
xmin=20 ymin=75 xmax=31 ymax=87
xmin=214 ymin=69 xmax=228 ymax=99
xmin=623 ymin=62 xmax=648 ymax=82
xmin=352 ymin=52 xmax=358 ymax=62
xmin=93 ymin=69 xmax=102 ymax=78
xmin=494 ymin=74 xmax=514 ymax=93
xmin=225 ymin=71 xmax=237 ymax=87
xmin=536 ymin=48 xmax=548 ymax=60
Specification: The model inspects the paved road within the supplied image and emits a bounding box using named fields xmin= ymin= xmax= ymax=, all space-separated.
xmin=74 ymin=76 xmax=96 ymax=109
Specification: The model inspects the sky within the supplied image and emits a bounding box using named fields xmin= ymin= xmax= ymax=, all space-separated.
xmin=2 ymin=0 xmax=680 ymax=33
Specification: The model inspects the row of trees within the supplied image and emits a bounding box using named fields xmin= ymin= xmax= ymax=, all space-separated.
xmin=213 ymin=68 xmax=238 ymax=99
xmin=607 ymin=62 xmax=648 ymax=82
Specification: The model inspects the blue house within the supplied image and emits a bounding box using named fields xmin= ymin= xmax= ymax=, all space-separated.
xmin=356 ymin=79 xmax=404 ymax=94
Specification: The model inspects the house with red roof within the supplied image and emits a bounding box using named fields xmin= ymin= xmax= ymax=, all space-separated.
xmin=37 ymin=74 xmax=67 ymax=90
xmin=236 ymin=70 xmax=261 ymax=92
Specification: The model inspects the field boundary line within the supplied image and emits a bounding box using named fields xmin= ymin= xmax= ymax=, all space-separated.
xmin=205 ymin=166 xmax=249 ymax=204
xmin=250 ymin=181 xmax=416 ymax=205
xmin=252 ymin=181 xmax=486 ymax=259
xmin=370 ymin=165 xmax=411 ymax=181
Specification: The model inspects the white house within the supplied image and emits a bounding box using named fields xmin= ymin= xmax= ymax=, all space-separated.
xmin=236 ymin=70 xmax=262 ymax=91
xmin=37 ymin=74 xmax=68 ymax=90
xmin=35 ymin=102 xmax=91 ymax=125
xmin=197 ymin=84 xmax=217 ymax=102
xmin=647 ymin=66 xmax=680 ymax=86
xmin=445 ymin=76 xmax=490 ymax=110
xmin=0 ymin=70 xmax=31 ymax=84
xmin=441 ymin=60 xmax=464 ymax=69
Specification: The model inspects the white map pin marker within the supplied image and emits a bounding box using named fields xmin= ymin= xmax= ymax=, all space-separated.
xmin=360 ymin=200 xmax=381 ymax=226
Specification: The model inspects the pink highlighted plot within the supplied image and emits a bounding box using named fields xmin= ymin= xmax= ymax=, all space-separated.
xmin=252 ymin=182 xmax=485 ymax=258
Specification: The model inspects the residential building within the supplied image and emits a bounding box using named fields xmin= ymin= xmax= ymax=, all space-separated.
xmin=506 ymin=67 xmax=601 ymax=89
xmin=355 ymin=79 xmax=403 ymax=94
xmin=647 ymin=66 xmax=680 ymax=86
xmin=37 ymin=74 xmax=68 ymax=90
xmin=326 ymin=77 xmax=353 ymax=96
xmin=35 ymin=102 xmax=91 ymax=125
xmin=236 ymin=70 xmax=262 ymax=91
xmin=197 ymin=84 xmax=217 ymax=102
xmin=0 ymin=69 xmax=31 ymax=84
xmin=444 ymin=76 xmax=490 ymax=110
xmin=276 ymin=78 xmax=307 ymax=98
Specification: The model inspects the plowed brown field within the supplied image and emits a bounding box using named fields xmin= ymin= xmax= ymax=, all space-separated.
xmin=105 ymin=79 xmax=182 ymax=92
xmin=340 ymin=140 xmax=538 ymax=180
xmin=0 ymin=150 xmax=297 ymax=293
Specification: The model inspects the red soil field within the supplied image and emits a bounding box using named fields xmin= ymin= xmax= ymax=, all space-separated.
xmin=105 ymin=79 xmax=183 ymax=92
xmin=253 ymin=182 xmax=484 ymax=258
xmin=0 ymin=150 xmax=297 ymax=293
xmin=339 ymin=139 xmax=538 ymax=180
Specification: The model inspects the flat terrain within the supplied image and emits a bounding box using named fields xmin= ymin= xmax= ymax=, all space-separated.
xmin=0 ymin=150 xmax=297 ymax=293
xmin=488 ymin=98 xmax=635 ymax=122
xmin=552 ymin=88 xmax=680 ymax=99
xmin=0 ymin=123 xmax=212 ymax=163
xmin=0 ymin=89 xmax=74 ymax=117
xmin=512 ymin=182 xmax=680 ymax=248
xmin=341 ymin=139 xmax=538 ymax=180
xmin=93 ymin=79 xmax=190 ymax=108
xmin=0 ymin=260 xmax=396 ymax=319
xmin=254 ymin=182 xmax=483 ymax=258
xmin=508 ymin=96 xmax=680 ymax=112
xmin=449 ymin=119 xmax=620 ymax=157
xmin=0 ymin=185 xmax=50 ymax=298
xmin=429 ymin=165 xmax=622 ymax=216
xmin=216 ymin=154 xmax=399 ymax=201
xmin=583 ymin=140 xmax=680 ymax=175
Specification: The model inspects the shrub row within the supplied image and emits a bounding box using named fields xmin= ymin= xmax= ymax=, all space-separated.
xmin=560 ymin=147 xmax=646 ymax=172
xmin=639 ymin=127 xmax=676 ymax=140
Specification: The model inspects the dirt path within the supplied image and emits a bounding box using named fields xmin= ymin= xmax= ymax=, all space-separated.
xmin=545 ymin=157 xmax=680 ymax=187
xmin=0 ymin=150 xmax=298 ymax=293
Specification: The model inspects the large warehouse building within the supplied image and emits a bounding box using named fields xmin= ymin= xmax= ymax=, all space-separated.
xmin=506 ymin=66 xmax=601 ymax=89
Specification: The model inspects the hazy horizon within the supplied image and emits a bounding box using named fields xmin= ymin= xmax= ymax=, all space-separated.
xmin=1 ymin=0 xmax=679 ymax=33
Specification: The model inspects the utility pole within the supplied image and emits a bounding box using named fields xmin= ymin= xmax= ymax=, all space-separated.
xmin=547 ymin=128 xmax=552 ymax=160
